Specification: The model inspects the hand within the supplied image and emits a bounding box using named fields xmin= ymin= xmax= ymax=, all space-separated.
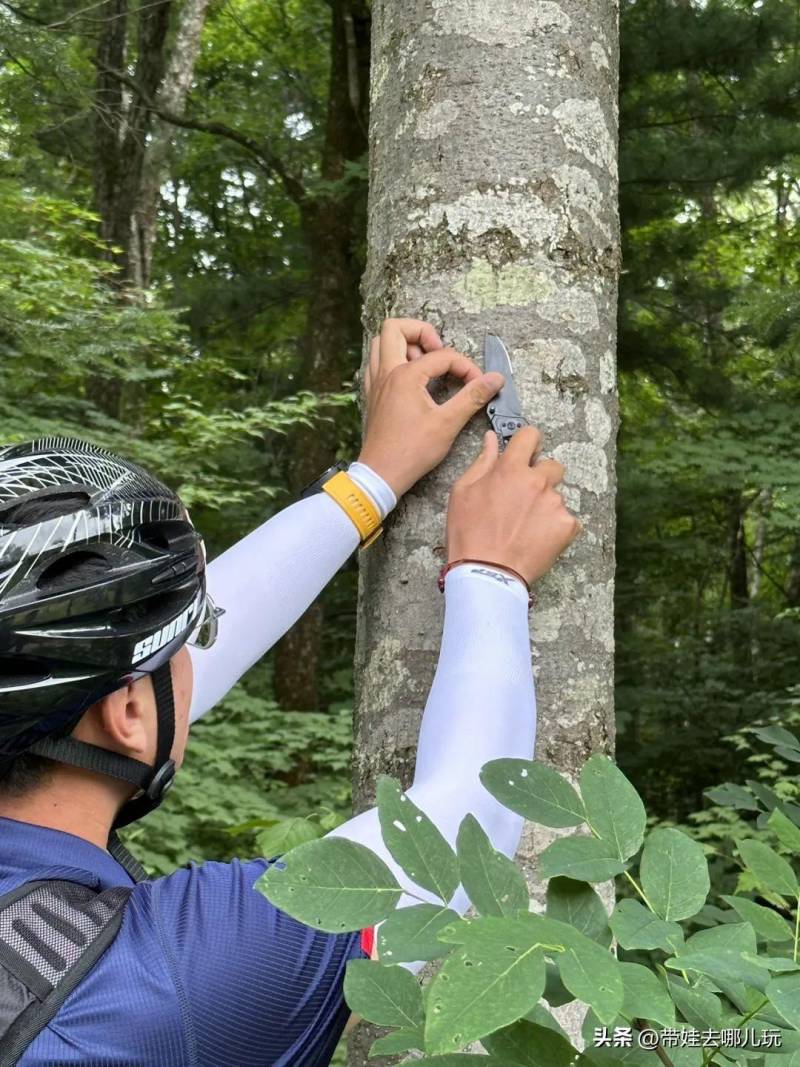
xmin=445 ymin=426 xmax=580 ymax=586
xmin=357 ymin=318 xmax=505 ymax=497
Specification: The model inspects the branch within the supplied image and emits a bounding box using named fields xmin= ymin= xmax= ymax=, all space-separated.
xmin=92 ymin=61 xmax=307 ymax=205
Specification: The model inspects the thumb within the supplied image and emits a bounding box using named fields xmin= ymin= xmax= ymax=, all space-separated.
xmin=442 ymin=371 xmax=505 ymax=429
xmin=458 ymin=430 xmax=500 ymax=487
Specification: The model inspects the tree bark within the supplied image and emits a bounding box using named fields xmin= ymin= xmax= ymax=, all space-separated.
xmin=351 ymin=0 xmax=619 ymax=1057
xmin=134 ymin=0 xmax=212 ymax=289
xmin=273 ymin=0 xmax=370 ymax=712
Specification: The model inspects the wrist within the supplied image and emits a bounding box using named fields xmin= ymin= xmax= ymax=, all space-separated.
xmin=355 ymin=450 xmax=407 ymax=499
xmin=348 ymin=460 xmax=397 ymax=521
xmin=440 ymin=558 xmax=531 ymax=607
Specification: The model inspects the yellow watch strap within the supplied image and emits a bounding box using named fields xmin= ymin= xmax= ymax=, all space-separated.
xmin=322 ymin=471 xmax=383 ymax=548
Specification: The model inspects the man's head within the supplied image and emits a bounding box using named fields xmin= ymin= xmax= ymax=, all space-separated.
xmin=0 ymin=645 xmax=194 ymax=800
xmin=0 ymin=438 xmax=212 ymax=825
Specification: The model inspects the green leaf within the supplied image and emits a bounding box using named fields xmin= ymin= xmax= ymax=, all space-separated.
xmin=722 ymin=896 xmax=794 ymax=942
xmin=480 ymin=758 xmax=586 ymax=828
xmin=618 ymin=962 xmax=675 ymax=1026
xmin=665 ymin=947 xmax=772 ymax=991
xmin=256 ymin=838 xmax=402 ymax=932
xmin=640 ymin=828 xmax=710 ymax=920
xmin=483 ymin=1019 xmax=578 ymax=1066
xmin=751 ymin=954 xmax=800 ymax=972
xmin=768 ymin=972 xmax=800 ymax=1028
xmin=376 ymin=777 xmax=459 ymax=903
xmin=666 ymin=975 xmax=723 ymax=1030
xmin=256 ymin=817 xmax=321 ymax=857
xmin=769 ymin=808 xmax=800 ymax=852
xmin=704 ymin=783 xmax=762 ymax=812
xmin=546 ymin=877 xmax=612 ymax=947
xmin=556 ymin=930 xmax=625 ymax=1025
xmin=544 ymin=960 xmax=575 ymax=1006
xmin=424 ymin=916 xmax=549 ymax=1055
xmin=377 ymin=904 xmax=459 ymax=964
xmin=609 ymin=899 xmax=684 ymax=952
xmin=685 ymin=920 xmax=757 ymax=955
xmin=737 ymin=839 xmax=799 ymax=897
xmin=539 ymin=834 xmax=627 ymax=883
xmin=752 ymin=726 xmax=800 ymax=750
xmin=456 ymin=814 xmax=529 ymax=918
xmin=369 ymin=1026 xmax=424 ymax=1056
xmin=343 ymin=958 xmax=423 ymax=1028
xmin=579 ymin=755 xmax=647 ymax=861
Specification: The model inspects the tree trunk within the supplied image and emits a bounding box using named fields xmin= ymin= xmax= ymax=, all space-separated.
xmin=134 ymin=0 xmax=212 ymax=289
xmin=273 ymin=0 xmax=370 ymax=711
xmin=350 ymin=0 xmax=619 ymax=1057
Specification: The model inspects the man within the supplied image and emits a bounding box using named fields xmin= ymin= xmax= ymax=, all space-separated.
xmin=0 ymin=320 xmax=578 ymax=1066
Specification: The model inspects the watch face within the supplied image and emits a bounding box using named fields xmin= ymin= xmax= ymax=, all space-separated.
xmin=299 ymin=462 xmax=347 ymax=499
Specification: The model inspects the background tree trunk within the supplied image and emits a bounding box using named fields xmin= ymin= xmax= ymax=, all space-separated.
xmin=273 ymin=0 xmax=371 ymax=711
xmin=350 ymin=0 xmax=619 ymax=1058
xmin=134 ymin=0 xmax=212 ymax=288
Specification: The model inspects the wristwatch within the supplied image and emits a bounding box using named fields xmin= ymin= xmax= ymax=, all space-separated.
xmin=299 ymin=461 xmax=348 ymax=500
xmin=299 ymin=462 xmax=383 ymax=548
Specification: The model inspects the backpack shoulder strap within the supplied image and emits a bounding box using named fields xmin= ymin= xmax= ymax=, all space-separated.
xmin=0 ymin=878 xmax=133 ymax=1067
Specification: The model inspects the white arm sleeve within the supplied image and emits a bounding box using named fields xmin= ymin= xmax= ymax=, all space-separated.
xmin=330 ymin=563 xmax=536 ymax=922
xmin=188 ymin=462 xmax=396 ymax=724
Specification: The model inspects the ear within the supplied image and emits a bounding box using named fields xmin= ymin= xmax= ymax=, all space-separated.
xmin=94 ymin=682 xmax=152 ymax=758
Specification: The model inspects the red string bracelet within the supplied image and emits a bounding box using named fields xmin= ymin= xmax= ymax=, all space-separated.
xmin=438 ymin=558 xmax=533 ymax=608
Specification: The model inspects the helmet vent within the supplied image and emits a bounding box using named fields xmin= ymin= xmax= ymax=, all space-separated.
xmin=0 ymin=491 xmax=91 ymax=527
xmin=37 ymin=551 xmax=109 ymax=592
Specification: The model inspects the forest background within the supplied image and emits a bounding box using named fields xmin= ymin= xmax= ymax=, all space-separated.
xmin=1 ymin=0 xmax=800 ymax=887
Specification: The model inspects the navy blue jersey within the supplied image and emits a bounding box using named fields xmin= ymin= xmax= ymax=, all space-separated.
xmin=0 ymin=817 xmax=363 ymax=1066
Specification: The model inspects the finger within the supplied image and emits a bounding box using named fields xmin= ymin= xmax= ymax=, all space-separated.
xmin=413 ymin=347 xmax=484 ymax=384
xmin=441 ymin=371 xmax=505 ymax=429
xmin=407 ymin=344 xmax=424 ymax=360
xmin=380 ymin=318 xmax=443 ymax=370
xmin=503 ymin=425 xmax=542 ymax=466
xmin=534 ymin=458 xmax=565 ymax=486
xmin=457 ymin=430 xmax=500 ymax=488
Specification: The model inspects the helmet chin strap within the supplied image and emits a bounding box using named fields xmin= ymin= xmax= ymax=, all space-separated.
xmin=29 ymin=662 xmax=178 ymax=880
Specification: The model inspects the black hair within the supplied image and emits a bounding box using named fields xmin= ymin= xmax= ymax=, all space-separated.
xmin=0 ymin=491 xmax=106 ymax=798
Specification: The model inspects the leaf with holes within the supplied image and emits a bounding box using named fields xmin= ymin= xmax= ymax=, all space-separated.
xmin=425 ymin=915 xmax=550 ymax=1055
xmin=256 ymin=837 xmax=401 ymax=932
xmin=480 ymin=758 xmax=586 ymax=828
xmin=343 ymin=958 xmax=423 ymax=1028
xmin=377 ymin=776 xmax=459 ymax=903
xmin=377 ymin=903 xmax=459 ymax=964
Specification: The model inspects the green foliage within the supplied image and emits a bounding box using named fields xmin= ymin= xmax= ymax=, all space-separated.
xmin=259 ymin=749 xmax=800 ymax=1064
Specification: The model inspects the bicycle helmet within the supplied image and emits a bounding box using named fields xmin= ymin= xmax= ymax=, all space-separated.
xmin=0 ymin=437 xmax=218 ymax=827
